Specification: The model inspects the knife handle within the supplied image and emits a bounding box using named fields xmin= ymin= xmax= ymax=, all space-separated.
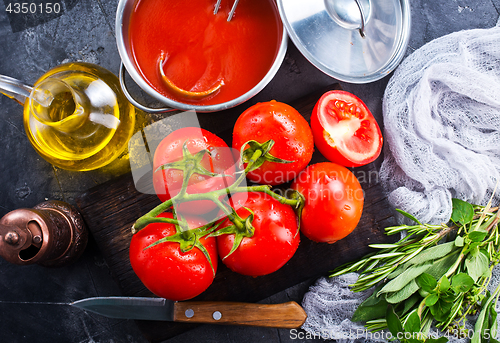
xmin=173 ymin=301 xmax=307 ymax=328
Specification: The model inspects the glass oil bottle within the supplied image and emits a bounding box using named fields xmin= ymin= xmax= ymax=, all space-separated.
xmin=0 ymin=62 xmax=135 ymax=171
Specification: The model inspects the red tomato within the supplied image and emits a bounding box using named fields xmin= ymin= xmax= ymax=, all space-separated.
xmin=216 ymin=192 xmax=300 ymax=276
xmin=232 ymin=100 xmax=314 ymax=186
xmin=311 ymin=91 xmax=383 ymax=167
xmin=291 ymin=162 xmax=364 ymax=243
xmin=129 ymin=213 xmax=218 ymax=301
xmin=153 ymin=127 xmax=236 ymax=214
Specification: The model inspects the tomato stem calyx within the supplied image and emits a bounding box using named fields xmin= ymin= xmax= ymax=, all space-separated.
xmin=156 ymin=142 xmax=219 ymax=178
xmin=143 ymin=217 xmax=219 ymax=277
xmin=133 ymin=139 xmax=304 ymax=265
xmin=240 ymin=140 xmax=293 ymax=173
xmin=209 ymin=206 xmax=256 ymax=260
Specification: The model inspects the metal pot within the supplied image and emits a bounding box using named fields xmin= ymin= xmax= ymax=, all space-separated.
xmin=115 ymin=0 xmax=288 ymax=113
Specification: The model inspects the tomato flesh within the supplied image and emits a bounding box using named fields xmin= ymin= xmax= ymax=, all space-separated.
xmin=129 ymin=213 xmax=218 ymax=301
xmin=291 ymin=162 xmax=364 ymax=243
xmin=311 ymin=91 xmax=382 ymax=167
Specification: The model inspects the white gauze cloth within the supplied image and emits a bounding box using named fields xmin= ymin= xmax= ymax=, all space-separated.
xmin=380 ymin=24 xmax=500 ymax=224
xmin=302 ymin=22 xmax=500 ymax=340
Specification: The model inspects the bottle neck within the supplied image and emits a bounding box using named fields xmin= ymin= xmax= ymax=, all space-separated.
xmin=0 ymin=74 xmax=33 ymax=105
xmin=29 ymin=78 xmax=90 ymax=133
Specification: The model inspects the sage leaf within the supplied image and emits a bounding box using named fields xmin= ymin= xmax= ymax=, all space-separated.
xmin=396 ymin=208 xmax=422 ymax=225
xmin=472 ymin=299 xmax=490 ymax=343
xmin=403 ymin=294 xmax=420 ymax=315
xmin=473 ymin=299 xmax=498 ymax=343
xmin=451 ymin=198 xmax=474 ymax=225
xmin=490 ymin=302 xmax=498 ymax=339
xmin=379 ymin=263 xmax=431 ymax=295
xmin=386 ymin=306 xmax=403 ymax=337
xmin=451 ymin=273 xmax=474 ymax=293
xmin=404 ymin=241 xmax=457 ymax=266
xmin=484 ymin=306 xmax=491 ymax=342
xmin=417 ymin=273 xmax=437 ymax=293
xmin=426 ymin=251 xmax=460 ymax=280
xmin=469 ymin=230 xmax=488 ymax=243
xmin=426 ymin=293 xmax=439 ymax=307
xmin=388 ymin=265 xmax=405 ymax=279
xmin=386 ymin=279 xmax=420 ymax=304
xmin=404 ymin=309 xmax=421 ymax=334
xmin=363 ymin=292 xmax=384 ymax=306
xmin=351 ymin=286 xmax=389 ymax=322
xmin=351 ymin=297 xmax=388 ymax=322
xmin=466 ymin=251 xmax=490 ymax=283
xmin=361 ymin=286 xmax=385 ymax=307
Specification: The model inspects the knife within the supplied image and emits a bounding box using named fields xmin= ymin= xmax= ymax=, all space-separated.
xmin=70 ymin=296 xmax=307 ymax=328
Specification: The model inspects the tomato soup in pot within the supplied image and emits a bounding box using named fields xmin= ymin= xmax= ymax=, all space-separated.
xmin=128 ymin=0 xmax=283 ymax=106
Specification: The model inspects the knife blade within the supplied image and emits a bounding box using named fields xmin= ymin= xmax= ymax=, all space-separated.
xmin=70 ymin=296 xmax=307 ymax=328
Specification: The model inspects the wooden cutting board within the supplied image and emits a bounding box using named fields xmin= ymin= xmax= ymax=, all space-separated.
xmin=75 ymin=84 xmax=397 ymax=342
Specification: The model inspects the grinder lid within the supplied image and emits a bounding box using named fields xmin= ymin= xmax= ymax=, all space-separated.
xmin=277 ymin=0 xmax=411 ymax=83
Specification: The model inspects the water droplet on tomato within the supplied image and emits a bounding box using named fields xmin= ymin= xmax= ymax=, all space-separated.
xmin=344 ymin=204 xmax=351 ymax=211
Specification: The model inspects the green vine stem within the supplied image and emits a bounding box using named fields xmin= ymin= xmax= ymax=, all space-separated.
xmin=131 ymin=139 xmax=303 ymax=235
xmin=128 ymin=138 xmax=306 ymax=278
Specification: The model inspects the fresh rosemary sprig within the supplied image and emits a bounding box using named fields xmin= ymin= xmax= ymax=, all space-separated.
xmin=331 ymin=198 xmax=500 ymax=343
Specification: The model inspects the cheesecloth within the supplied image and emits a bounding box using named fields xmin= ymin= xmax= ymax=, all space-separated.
xmin=379 ymin=23 xmax=500 ymax=225
xmin=302 ymin=21 xmax=500 ymax=342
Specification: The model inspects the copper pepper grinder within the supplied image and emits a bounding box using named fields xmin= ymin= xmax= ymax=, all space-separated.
xmin=0 ymin=200 xmax=88 ymax=267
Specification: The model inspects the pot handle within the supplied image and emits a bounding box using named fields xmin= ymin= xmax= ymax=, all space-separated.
xmin=119 ymin=62 xmax=176 ymax=114
xmin=353 ymin=0 xmax=366 ymax=38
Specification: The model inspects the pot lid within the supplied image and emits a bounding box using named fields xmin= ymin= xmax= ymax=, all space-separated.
xmin=277 ymin=0 xmax=411 ymax=83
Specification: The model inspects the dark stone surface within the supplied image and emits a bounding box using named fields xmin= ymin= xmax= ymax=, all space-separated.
xmin=0 ymin=0 xmax=498 ymax=342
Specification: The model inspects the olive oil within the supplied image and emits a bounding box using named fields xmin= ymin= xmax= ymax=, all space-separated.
xmin=23 ymin=62 xmax=135 ymax=171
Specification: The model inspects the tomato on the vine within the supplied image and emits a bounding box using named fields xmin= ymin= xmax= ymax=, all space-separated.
xmin=311 ymin=91 xmax=382 ymax=167
xmin=153 ymin=127 xmax=236 ymax=214
xmin=291 ymin=162 xmax=364 ymax=243
xmin=129 ymin=213 xmax=218 ymax=301
xmin=216 ymin=192 xmax=300 ymax=276
xmin=232 ymin=100 xmax=314 ymax=186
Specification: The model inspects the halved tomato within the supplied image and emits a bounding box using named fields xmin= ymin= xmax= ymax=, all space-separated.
xmin=311 ymin=91 xmax=383 ymax=167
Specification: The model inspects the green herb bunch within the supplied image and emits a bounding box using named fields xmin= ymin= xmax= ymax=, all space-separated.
xmin=332 ymin=198 xmax=500 ymax=343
